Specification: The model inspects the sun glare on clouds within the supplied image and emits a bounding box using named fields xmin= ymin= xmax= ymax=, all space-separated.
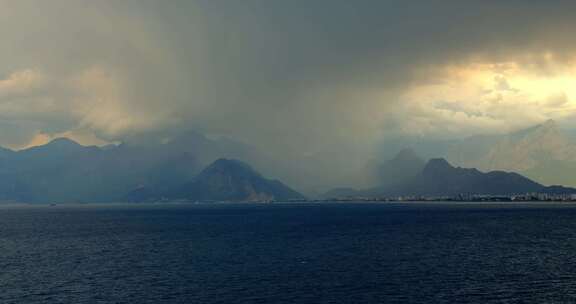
xmin=396 ymin=57 xmax=576 ymax=137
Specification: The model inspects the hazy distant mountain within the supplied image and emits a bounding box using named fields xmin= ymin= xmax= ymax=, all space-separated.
xmin=377 ymin=148 xmax=425 ymax=187
xmin=444 ymin=120 xmax=576 ymax=187
xmin=327 ymin=158 xmax=576 ymax=198
xmin=0 ymin=131 xmax=289 ymax=203
xmin=384 ymin=158 xmax=545 ymax=197
xmin=326 ymin=148 xmax=549 ymax=198
xmin=449 ymin=120 xmax=576 ymax=171
xmin=324 ymin=149 xmax=425 ymax=198
xmin=380 ymin=120 xmax=576 ymax=188
xmin=5 ymin=122 xmax=576 ymax=203
xmin=127 ymin=158 xmax=305 ymax=202
xmin=1 ymin=138 xmax=104 ymax=202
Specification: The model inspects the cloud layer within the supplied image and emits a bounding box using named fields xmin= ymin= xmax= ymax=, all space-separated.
xmin=2 ymin=1 xmax=576 ymax=188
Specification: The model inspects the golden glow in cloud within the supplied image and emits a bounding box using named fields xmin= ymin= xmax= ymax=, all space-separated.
xmin=396 ymin=57 xmax=576 ymax=137
xmin=18 ymin=129 xmax=111 ymax=150
xmin=0 ymin=65 xmax=176 ymax=149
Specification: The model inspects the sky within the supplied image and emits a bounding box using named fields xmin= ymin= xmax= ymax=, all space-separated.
xmin=2 ymin=0 xmax=576 ymax=187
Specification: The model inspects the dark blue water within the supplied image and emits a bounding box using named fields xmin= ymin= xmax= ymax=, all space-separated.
xmin=2 ymin=203 xmax=576 ymax=303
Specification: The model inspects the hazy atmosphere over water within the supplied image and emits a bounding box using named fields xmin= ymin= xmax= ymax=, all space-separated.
xmin=3 ymin=0 xmax=576 ymax=191
xmin=6 ymin=3 xmax=576 ymax=303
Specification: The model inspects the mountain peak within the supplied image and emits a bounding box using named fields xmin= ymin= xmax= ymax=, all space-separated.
xmin=47 ymin=137 xmax=82 ymax=147
xmin=393 ymin=148 xmax=420 ymax=161
xmin=159 ymin=158 xmax=305 ymax=202
xmin=542 ymin=119 xmax=556 ymax=128
xmin=423 ymin=158 xmax=454 ymax=175
xmin=21 ymin=137 xmax=85 ymax=154
xmin=207 ymin=158 xmax=254 ymax=171
xmin=198 ymin=158 xmax=262 ymax=181
xmin=377 ymin=148 xmax=426 ymax=187
xmin=510 ymin=119 xmax=560 ymax=141
xmin=536 ymin=119 xmax=558 ymax=133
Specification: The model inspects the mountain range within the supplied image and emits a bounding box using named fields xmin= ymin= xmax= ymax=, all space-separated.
xmin=383 ymin=158 xmax=568 ymax=197
xmin=3 ymin=120 xmax=576 ymax=203
xmin=377 ymin=120 xmax=576 ymax=188
xmin=0 ymin=133 xmax=304 ymax=203
xmin=127 ymin=159 xmax=305 ymax=202
xmin=327 ymin=154 xmax=576 ymax=199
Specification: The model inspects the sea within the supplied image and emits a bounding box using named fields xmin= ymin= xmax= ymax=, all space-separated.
xmin=2 ymin=202 xmax=576 ymax=304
